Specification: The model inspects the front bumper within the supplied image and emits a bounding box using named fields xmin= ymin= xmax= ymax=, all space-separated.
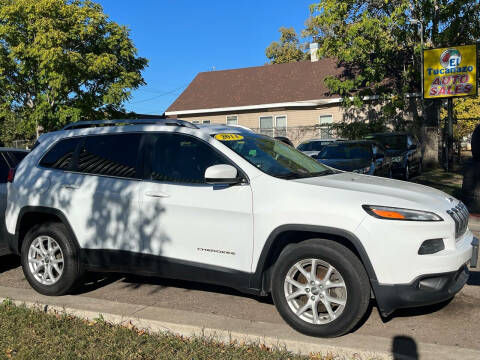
xmin=372 ymin=264 xmax=469 ymax=317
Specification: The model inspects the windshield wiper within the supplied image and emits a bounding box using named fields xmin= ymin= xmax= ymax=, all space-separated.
xmin=275 ymin=169 xmax=335 ymax=179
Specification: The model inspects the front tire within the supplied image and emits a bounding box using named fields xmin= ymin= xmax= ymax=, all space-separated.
xmin=21 ymin=222 xmax=82 ymax=296
xmin=271 ymin=239 xmax=370 ymax=337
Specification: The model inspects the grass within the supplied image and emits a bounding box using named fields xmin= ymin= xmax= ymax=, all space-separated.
xmin=412 ymin=166 xmax=463 ymax=198
xmin=0 ymin=300 xmax=338 ymax=360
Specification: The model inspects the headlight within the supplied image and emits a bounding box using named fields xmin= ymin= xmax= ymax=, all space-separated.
xmin=353 ymin=166 xmax=371 ymax=174
xmin=392 ymin=156 xmax=403 ymax=162
xmin=362 ymin=205 xmax=443 ymax=221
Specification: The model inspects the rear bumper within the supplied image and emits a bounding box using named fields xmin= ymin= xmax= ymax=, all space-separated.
xmin=372 ymin=263 xmax=470 ymax=317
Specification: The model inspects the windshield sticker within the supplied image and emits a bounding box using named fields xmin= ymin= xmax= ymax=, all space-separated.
xmin=215 ymin=133 xmax=244 ymax=141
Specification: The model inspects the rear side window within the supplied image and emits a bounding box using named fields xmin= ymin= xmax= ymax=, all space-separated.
xmin=77 ymin=134 xmax=142 ymax=179
xmin=0 ymin=154 xmax=9 ymax=183
xmin=39 ymin=137 xmax=81 ymax=170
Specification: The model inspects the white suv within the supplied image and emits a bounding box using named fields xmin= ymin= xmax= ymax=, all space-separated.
xmin=4 ymin=119 xmax=478 ymax=337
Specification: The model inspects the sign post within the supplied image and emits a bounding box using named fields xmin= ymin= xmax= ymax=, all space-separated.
xmin=423 ymin=44 xmax=478 ymax=171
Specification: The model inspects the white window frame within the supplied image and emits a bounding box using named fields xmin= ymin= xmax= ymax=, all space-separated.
xmin=274 ymin=115 xmax=288 ymax=137
xmin=226 ymin=115 xmax=238 ymax=125
xmin=202 ymin=120 xmax=210 ymax=124
xmin=319 ymin=114 xmax=333 ymax=139
xmin=192 ymin=120 xmax=200 ymax=124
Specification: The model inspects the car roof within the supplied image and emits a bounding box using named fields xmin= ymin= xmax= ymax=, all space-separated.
xmin=0 ymin=147 xmax=29 ymax=152
xmin=367 ymin=132 xmax=408 ymax=137
xmin=301 ymin=138 xmax=342 ymax=143
xmin=36 ymin=121 xmax=257 ymax=145
xmin=324 ymin=139 xmax=380 ymax=146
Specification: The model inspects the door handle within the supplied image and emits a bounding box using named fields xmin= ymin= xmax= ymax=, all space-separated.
xmin=63 ymin=184 xmax=79 ymax=190
xmin=144 ymin=191 xmax=170 ymax=198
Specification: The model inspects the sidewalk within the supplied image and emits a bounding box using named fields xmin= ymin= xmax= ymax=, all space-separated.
xmin=1 ymin=285 xmax=479 ymax=360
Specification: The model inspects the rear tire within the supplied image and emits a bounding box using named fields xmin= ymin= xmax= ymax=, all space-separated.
xmin=21 ymin=222 xmax=82 ymax=296
xmin=271 ymin=239 xmax=370 ymax=337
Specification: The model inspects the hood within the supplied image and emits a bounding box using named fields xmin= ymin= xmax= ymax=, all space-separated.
xmin=386 ymin=149 xmax=407 ymax=157
xmin=318 ymin=158 xmax=371 ymax=171
xmin=301 ymin=151 xmax=320 ymax=158
xmin=293 ymin=172 xmax=457 ymax=212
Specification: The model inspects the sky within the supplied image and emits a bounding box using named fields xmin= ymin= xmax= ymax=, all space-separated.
xmin=96 ymin=0 xmax=314 ymax=115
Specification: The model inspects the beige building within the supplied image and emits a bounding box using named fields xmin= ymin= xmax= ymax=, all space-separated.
xmin=165 ymin=56 xmax=417 ymax=146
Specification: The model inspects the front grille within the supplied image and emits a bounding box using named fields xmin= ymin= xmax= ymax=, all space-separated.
xmin=447 ymin=202 xmax=469 ymax=239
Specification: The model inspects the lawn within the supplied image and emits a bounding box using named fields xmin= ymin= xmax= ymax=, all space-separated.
xmin=0 ymin=300 xmax=329 ymax=360
xmin=412 ymin=167 xmax=463 ymax=199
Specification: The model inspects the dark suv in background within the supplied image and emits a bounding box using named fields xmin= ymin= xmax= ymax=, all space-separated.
xmin=365 ymin=132 xmax=422 ymax=180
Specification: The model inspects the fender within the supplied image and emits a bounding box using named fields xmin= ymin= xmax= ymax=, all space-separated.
xmin=11 ymin=206 xmax=81 ymax=255
xmin=249 ymin=224 xmax=379 ymax=291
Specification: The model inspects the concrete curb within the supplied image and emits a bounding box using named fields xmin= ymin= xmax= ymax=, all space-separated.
xmin=1 ymin=286 xmax=479 ymax=360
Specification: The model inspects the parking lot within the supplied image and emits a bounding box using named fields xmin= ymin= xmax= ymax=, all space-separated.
xmin=1 ymin=233 xmax=479 ymax=352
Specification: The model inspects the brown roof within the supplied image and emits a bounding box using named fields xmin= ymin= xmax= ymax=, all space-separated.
xmin=166 ymin=58 xmax=343 ymax=113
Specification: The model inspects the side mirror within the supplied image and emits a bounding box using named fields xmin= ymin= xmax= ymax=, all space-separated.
xmin=205 ymin=164 xmax=241 ymax=185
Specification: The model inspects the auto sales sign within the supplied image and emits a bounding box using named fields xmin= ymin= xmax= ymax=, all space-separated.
xmin=424 ymin=44 xmax=477 ymax=99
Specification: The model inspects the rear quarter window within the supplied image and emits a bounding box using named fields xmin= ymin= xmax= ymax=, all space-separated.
xmin=39 ymin=137 xmax=81 ymax=170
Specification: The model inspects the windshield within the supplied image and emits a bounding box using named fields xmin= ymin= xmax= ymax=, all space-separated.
xmin=215 ymin=133 xmax=333 ymax=179
xmin=318 ymin=143 xmax=372 ymax=159
xmin=297 ymin=141 xmax=331 ymax=152
xmin=366 ymin=135 xmax=407 ymax=150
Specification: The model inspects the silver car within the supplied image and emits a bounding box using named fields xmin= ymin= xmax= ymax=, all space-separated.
xmin=297 ymin=138 xmax=344 ymax=158
xmin=0 ymin=148 xmax=28 ymax=256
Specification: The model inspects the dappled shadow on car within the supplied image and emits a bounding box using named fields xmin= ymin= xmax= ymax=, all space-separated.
xmin=378 ymin=298 xmax=453 ymax=323
xmin=0 ymin=254 xmax=20 ymax=273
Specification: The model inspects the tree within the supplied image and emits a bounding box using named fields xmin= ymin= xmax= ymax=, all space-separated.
xmin=265 ymin=27 xmax=306 ymax=64
xmin=441 ymin=95 xmax=480 ymax=140
xmin=0 ymin=0 xmax=148 ymax=143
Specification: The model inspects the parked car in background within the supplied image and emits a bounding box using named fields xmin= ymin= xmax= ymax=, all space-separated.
xmin=0 ymin=148 xmax=29 ymax=256
xmin=297 ymin=138 xmax=342 ymax=157
xmin=365 ymin=132 xmax=421 ymax=180
xmin=317 ymin=140 xmax=392 ymax=177
xmin=274 ymin=136 xmax=294 ymax=147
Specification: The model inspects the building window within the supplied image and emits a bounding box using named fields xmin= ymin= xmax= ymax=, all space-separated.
xmin=192 ymin=120 xmax=200 ymax=124
xmin=319 ymin=114 xmax=333 ymax=139
xmin=202 ymin=120 xmax=210 ymax=124
xmin=259 ymin=116 xmax=274 ymax=137
xmin=275 ymin=116 xmax=287 ymax=137
xmin=226 ymin=115 xmax=238 ymax=125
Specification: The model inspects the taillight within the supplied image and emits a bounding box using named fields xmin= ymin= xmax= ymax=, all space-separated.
xmin=7 ymin=168 xmax=15 ymax=183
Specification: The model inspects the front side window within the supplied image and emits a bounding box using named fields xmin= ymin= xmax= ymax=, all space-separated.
xmin=319 ymin=143 xmax=372 ymax=159
xmin=39 ymin=137 xmax=81 ymax=170
xmin=215 ymin=132 xmax=331 ymax=179
xmin=148 ymin=133 xmax=227 ymax=184
xmin=77 ymin=134 xmax=142 ymax=179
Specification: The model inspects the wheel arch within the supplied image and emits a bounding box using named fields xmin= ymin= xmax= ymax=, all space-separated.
xmin=13 ymin=206 xmax=80 ymax=255
xmin=251 ymin=224 xmax=378 ymax=294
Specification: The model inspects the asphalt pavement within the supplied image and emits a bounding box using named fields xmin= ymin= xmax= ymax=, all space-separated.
xmin=0 ymin=227 xmax=479 ymax=358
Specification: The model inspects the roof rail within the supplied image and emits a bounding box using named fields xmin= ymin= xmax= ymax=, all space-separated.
xmin=62 ymin=118 xmax=198 ymax=130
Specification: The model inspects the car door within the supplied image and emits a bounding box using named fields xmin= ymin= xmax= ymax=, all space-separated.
xmin=45 ymin=134 xmax=144 ymax=252
xmin=372 ymin=144 xmax=387 ymax=176
xmin=0 ymin=152 xmax=10 ymax=254
xmin=139 ymin=132 xmax=254 ymax=273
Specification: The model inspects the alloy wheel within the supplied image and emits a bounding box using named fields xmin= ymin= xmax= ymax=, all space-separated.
xmin=283 ymin=258 xmax=347 ymax=325
xmin=28 ymin=236 xmax=64 ymax=285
